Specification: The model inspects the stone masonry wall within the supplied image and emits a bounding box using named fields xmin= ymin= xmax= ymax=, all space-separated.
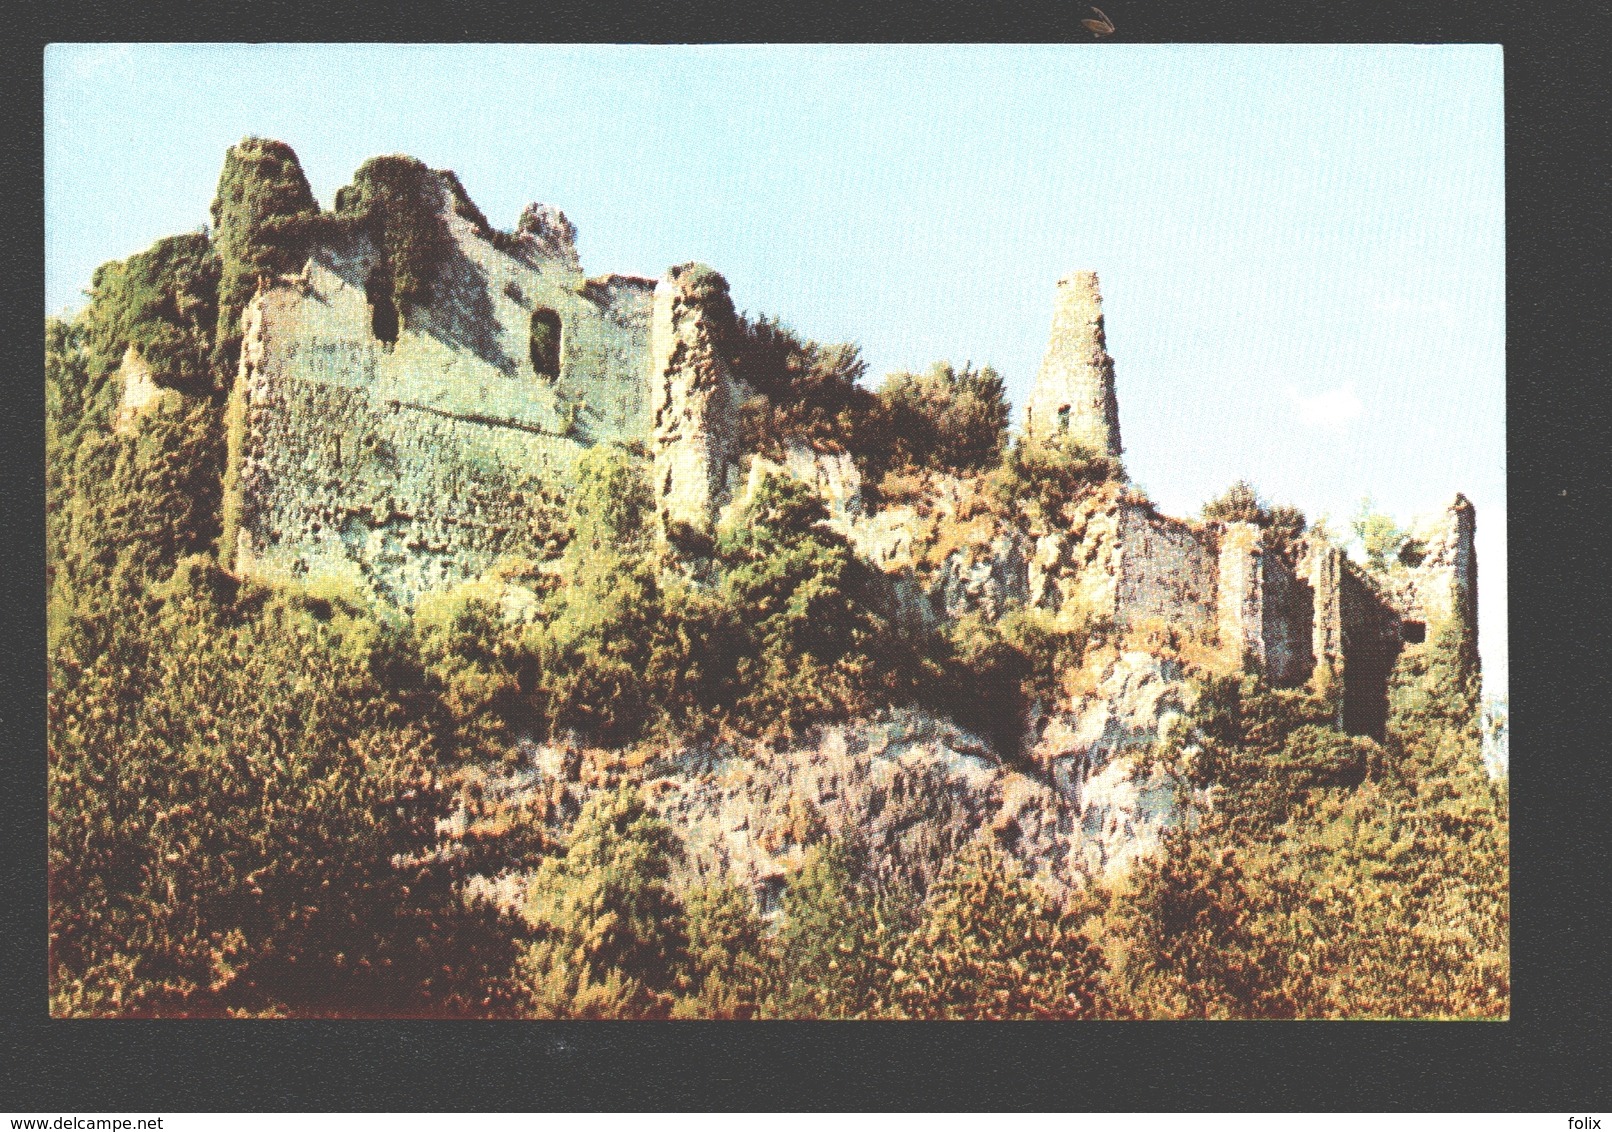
xmin=649 ymin=265 xmax=748 ymax=537
xmin=226 ymin=173 xmax=655 ymax=605
xmin=1114 ymin=502 xmax=1218 ymax=630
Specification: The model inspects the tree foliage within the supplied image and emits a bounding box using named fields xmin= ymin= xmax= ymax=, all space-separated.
xmin=334 ymin=154 xmax=456 ymax=311
xmin=210 ymin=137 xmax=321 ymax=367
xmin=877 ymin=361 xmax=1010 ymax=476
xmin=889 ymin=841 xmax=1110 ymax=1019
xmin=764 ymin=839 xmax=895 ymax=1018
xmin=728 ymin=314 xmax=887 ymax=471
xmin=990 ymin=431 xmax=1125 ymax=528
xmin=1351 ymin=497 xmax=1409 ymax=572
xmin=517 ymin=785 xmax=689 ymax=1018
xmin=1203 ymin=479 xmax=1307 ymax=558
xmin=49 ymin=562 xmax=521 ymax=1017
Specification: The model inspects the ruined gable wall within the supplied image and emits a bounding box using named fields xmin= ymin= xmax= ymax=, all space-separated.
xmin=1337 ymin=561 xmax=1403 ymax=739
xmin=1260 ymin=548 xmax=1316 ymax=687
xmin=650 ymin=265 xmax=749 ymax=536
xmin=226 ymin=176 xmax=655 ymax=605
xmin=1382 ymin=495 xmax=1479 ymax=639
xmin=1115 ymin=502 xmax=1218 ymax=630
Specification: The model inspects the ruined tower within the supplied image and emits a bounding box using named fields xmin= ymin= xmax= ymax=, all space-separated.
xmin=649 ymin=263 xmax=743 ymax=537
xmin=1023 ymin=271 xmax=1123 ymax=458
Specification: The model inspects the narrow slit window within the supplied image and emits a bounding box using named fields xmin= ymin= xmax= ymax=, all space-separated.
xmin=1057 ymin=405 xmax=1072 ymax=433
xmin=529 ymin=308 xmax=562 ymax=380
xmin=365 ymin=267 xmax=399 ymax=345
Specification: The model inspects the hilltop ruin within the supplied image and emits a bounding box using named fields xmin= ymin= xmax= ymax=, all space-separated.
xmin=195 ymin=160 xmax=1476 ymax=742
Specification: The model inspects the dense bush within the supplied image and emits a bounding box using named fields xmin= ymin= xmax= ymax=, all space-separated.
xmin=989 ymin=431 xmax=1125 ymax=527
xmin=47 ymin=232 xmax=228 ymax=629
xmin=1104 ymin=830 xmax=1297 ymax=1019
xmin=517 ymin=785 xmax=689 ymax=1019
xmin=1202 ymin=479 xmax=1307 ymax=557
xmin=1186 ymin=673 xmax=1373 ymax=832
xmin=210 ymin=137 xmax=322 ymax=368
xmin=876 ymin=361 xmax=1010 ymax=476
xmin=83 ymin=232 xmax=221 ymax=396
xmin=728 ymin=314 xmax=890 ymax=472
xmin=49 ymin=562 xmax=522 ymax=1017
xmin=715 ymin=473 xmax=927 ymax=736
xmin=888 ymin=841 xmax=1110 ymax=1019
xmin=762 ymin=838 xmax=895 ymax=1019
xmin=335 ymin=154 xmax=456 ymax=310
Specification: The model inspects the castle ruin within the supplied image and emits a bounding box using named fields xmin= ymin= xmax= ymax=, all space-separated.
xmin=215 ymin=170 xmax=1476 ymax=740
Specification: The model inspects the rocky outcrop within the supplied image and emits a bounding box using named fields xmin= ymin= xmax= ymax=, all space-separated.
xmin=1026 ymin=649 xmax=1200 ymax=877
xmin=460 ymin=650 xmax=1203 ymax=915
xmin=112 ymin=345 xmax=165 ymax=433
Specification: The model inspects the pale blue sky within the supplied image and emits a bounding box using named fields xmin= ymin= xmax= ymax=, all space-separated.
xmin=44 ymin=43 xmax=1506 ymax=692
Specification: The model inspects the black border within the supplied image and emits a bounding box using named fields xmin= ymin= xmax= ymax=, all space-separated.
xmin=6 ymin=0 xmax=1609 ymax=1112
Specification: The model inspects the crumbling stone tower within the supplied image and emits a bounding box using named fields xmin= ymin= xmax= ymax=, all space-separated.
xmin=649 ymin=263 xmax=744 ymax=537
xmin=1023 ymin=271 xmax=1123 ymax=458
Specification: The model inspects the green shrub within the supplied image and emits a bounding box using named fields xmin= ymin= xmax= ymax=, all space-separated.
xmin=48 ymin=564 xmax=520 ymax=1017
xmin=82 ymin=233 xmax=221 ymax=396
xmin=47 ymin=230 xmax=230 ymax=628
xmin=728 ymin=313 xmax=888 ymax=471
xmin=716 ymin=473 xmax=921 ymax=736
xmin=674 ymin=881 xmax=770 ymax=1019
xmin=877 ymin=361 xmax=1010 ymax=475
xmin=989 ymin=431 xmax=1124 ymax=527
xmin=1203 ymin=480 xmax=1307 ymax=557
xmin=764 ymin=839 xmax=895 ymax=1018
xmin=889 ymin=840 xmax=1110 ymax=1019
xmin=517 ymin=785 xmax=689 ymax=1018
xmin=210 ymin=137 xmax=321 ymax=367
xmin=1104 ymin=828 xmax=1297 ymax=1019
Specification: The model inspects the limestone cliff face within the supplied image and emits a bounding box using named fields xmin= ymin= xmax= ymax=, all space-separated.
xmin=649 ymin=265 xmax=747 ymax=537
xmin=463 ymin=689 xmax=1199 ymax=915
xmin=1026 ymin=650 xmax=1201 ymax=878
xmin=1022 ymin=271 xmax=1122 ymax=457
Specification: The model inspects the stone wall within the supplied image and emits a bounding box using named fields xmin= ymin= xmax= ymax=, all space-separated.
xmin=225 ymin=173 xmax=655 ymax=604
xmin=1338 ymin=563 xmax=1402 ymax=739
xmin=1115 ymin=501 xmax=1218 ymax=630
xmin=1261 ymin=549 xmax=1315 ymax=687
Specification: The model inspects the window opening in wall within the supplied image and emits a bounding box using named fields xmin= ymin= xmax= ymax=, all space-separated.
xmin=529 ymin=308 xmax=562 ymax=380
xmin=1402 ymin=620 xmax=1426 ymax=644
xmin=755 ymin=875 xmax=785 ymax=917
xmin=1057 ymin=405 xmax=1071 ymax=433
xmin=365 ymin=267 xmax=399 ymax=345
xmin=1397 ymin=539 xmax=1428 ymax=568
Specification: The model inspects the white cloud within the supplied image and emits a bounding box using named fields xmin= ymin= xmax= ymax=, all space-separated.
xmin=55 ymin=43 xmax=135 ymax=81
xmin=1288 ymin=382 xmax=1363 ymax=430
